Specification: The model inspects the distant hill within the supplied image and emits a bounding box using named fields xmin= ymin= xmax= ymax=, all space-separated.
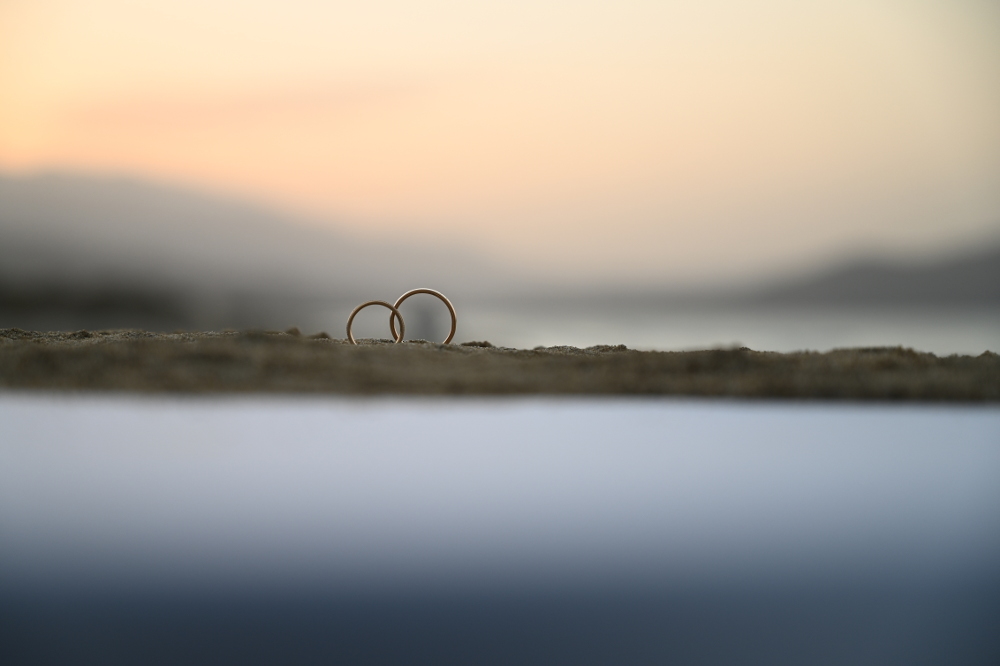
xmin=2 ymin=171 xmax=996 ymax=332
xmin=743 ymin=246 xmax=1000 ymax=307
xmin=507 ymin=244 xmax=1000 ymax=312
xmin=0 ymin=172 xmax=509 ymax=330
xmin=0 ymin=171 xmax=494 ymax=296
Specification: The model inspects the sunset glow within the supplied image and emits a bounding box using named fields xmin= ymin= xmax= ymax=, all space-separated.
xmin=2 ymin=0 xmax=998 ymax=283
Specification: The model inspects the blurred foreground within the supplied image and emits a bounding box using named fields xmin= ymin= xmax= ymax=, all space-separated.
xmin=2 ymin=397 xmax=998 ymax=664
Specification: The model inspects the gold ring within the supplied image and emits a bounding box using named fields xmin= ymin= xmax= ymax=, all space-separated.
xmin=346 ymin=301 xmax=405 ymax=345
xmin=389 ymin=288 xmax=457 ymax=344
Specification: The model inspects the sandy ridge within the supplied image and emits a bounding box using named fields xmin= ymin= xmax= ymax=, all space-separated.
xmin=1 ymin=328 xmax=997 ymax=400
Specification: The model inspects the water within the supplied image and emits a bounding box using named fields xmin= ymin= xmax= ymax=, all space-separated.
xmin=458 ymin=305 xmax=1000 ymax=354
xmin=2 ymin=395 xmax=999 ymax=664
xmin=330 ymin=303 xmax=1000 ymax=354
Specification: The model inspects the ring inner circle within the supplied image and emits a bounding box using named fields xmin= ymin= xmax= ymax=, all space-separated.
xmin=389 ymin=288 xmax=457 ymax=344
xmin=347 ymin=300 xmax=405 ymax=345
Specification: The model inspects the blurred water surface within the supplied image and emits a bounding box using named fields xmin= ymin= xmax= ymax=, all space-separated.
xmin=1 ymin=395 xmax=998 ymax=664
xmin=452 ymin=304 xmax=1000 ymax=354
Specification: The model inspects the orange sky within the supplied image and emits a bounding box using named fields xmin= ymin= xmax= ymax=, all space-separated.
xmin=2 ymin=0 xmax=999 ymax=285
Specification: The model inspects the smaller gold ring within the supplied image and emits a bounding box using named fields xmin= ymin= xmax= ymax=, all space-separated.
xmin=389 ymin=288 xmax=457 ymax=344
xmin=346 ymin=301 xmax=405 ymax=345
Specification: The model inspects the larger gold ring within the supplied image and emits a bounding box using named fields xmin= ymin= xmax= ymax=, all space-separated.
xmin=346 ymin=301 xmax=405 ymax=345
xmin=389 ymin=288 xmax=457 ymax=344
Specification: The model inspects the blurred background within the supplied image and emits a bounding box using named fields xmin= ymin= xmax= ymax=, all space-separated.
xmin=2 ymin=0 xmax=999 ymax=350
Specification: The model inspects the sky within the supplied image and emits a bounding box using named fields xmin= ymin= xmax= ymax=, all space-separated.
xmin=2 ymin=0 xmax=999 ymax=286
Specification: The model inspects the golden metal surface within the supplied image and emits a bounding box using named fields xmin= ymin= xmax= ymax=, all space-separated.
xmin=346 ymin=301 xmax=405 ymax=345
xmin=390 ymin=288 xmax=457 ymax=344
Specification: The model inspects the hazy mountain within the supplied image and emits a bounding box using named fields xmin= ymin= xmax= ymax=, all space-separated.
xmin=497 ymin=242 xmax=1000 ymax=312
xmin=0 ymin=172 xmax=512 ymax=331
xmin=742 ymin=247 xmax=1000 ymax=307
xmin=2 ymin=171 xmax=997 ymax=334
xmin=0 ymin=171 xmax=500 ymax=295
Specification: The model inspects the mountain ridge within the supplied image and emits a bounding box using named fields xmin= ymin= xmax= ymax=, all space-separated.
xmin=2 ymin=171 xmax=997 ymax=332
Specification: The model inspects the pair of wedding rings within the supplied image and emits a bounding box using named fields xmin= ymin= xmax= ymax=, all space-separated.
xmin=346 ymin=288 xmax=457 ymax=345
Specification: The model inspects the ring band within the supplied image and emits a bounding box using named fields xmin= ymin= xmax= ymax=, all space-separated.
xmin=389 ymin=288 xmax=457 ymax=344
xmin=346 ymin=301 xmax=405 ymax=345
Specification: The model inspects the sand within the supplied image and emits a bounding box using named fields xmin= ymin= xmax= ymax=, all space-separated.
xmin=0 ymin=328 xmax=997 ymax=400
